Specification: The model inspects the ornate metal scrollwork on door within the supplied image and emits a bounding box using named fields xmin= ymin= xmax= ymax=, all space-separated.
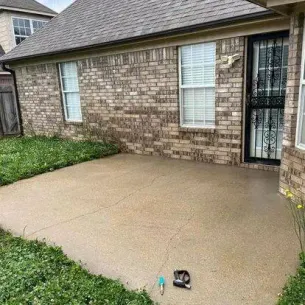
xmin=246 ymin=34 xmax=288 ymax=163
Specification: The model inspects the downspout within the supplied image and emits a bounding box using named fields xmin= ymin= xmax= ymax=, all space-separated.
xmin=2 ymin=63 xmax=23 ymax=135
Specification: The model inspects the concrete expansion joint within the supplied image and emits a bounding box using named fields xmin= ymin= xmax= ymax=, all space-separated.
xmin=26 ymin=174 xmax=166 ymax=238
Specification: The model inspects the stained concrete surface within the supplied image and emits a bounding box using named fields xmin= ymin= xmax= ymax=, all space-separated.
xmin=0 ymin=154 xmax=299 ymax=305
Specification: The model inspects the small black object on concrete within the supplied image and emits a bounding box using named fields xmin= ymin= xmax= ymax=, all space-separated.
xmin=173 ymin=270 xmax=191 ymax=289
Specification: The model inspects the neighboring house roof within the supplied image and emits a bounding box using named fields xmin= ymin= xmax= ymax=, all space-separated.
xmin=0 ymin=0 xmax=272 ymax=63
xmin=0 ymin=0 xmax=56 ymax=16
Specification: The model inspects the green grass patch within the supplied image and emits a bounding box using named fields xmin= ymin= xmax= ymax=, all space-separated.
xmin=0 ymin=136 xmax=118 ymax=186
xmin=0 ymin=229 xmax=154 ymax=305
xmin=278 ymin=253 xmax=305 ymax=305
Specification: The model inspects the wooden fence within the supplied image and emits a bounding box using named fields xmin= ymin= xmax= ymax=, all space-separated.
xmin=0 ymin=75 xmax=20 ymax=136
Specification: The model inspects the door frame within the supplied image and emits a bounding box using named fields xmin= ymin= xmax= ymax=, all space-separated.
xmin=244 ymin=30 xmax=289 ymax=166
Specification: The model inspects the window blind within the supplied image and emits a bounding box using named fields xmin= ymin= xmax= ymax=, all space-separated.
xmin=180 ymin=42 xmax=216 ymax=127
xmin=59 ymin=62 xmax=82 ymax=122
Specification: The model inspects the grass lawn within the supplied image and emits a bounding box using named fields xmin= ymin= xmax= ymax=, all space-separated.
xmin=0 ymin=136 xmax=118 ymax=186
xmin=278 ymin=253 xmax=305 ymax=305
xmin=0 ymin=229 xmax=154 ymax=305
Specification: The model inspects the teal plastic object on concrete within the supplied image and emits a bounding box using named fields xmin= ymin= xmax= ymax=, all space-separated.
xmin=159 ymin=276 xmax=165 ymax=295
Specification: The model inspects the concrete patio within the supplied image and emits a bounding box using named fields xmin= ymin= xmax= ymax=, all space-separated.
xmin=0 ymin=154 xmax=299 ymax=305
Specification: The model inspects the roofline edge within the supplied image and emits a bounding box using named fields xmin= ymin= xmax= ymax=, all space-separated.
xmin=0 ymin=6 xmax=56 ymax=17
xmin=1 ymin=10 xmax=276 ymax=64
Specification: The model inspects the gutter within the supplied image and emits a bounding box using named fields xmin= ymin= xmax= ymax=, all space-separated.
xmin=0 ymin=10 xmax=276 ymax=64
xmin=2 ymin=63 xmax=23 ymax=135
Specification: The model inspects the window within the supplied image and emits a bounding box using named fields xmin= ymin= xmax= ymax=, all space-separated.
xmin=59 ymin=62 xmax=82 ymax=122
xmin=13 ymin=17 xmax=48 ymax=45
xmin=179 ymin=42 xmax=216 ymax=127
xmin=297 ymin=24 xmax=305 ymax=149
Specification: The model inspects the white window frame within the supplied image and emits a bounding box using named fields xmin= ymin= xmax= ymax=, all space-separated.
xmin=178 ymin=42 xmax=216 ymax=129
xmin=296 ymin=19 xmax=305 ymax=150
xmin=11 ymin=16 xmax=48 ymax=46
xmin=58 ymin=62 xmax=83 ymax=123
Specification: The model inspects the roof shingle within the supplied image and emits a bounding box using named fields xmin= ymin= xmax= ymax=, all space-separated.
xmin=1 ymin=0 xmax=270 ymax=62
xmin=0 ymin=0 xmax=56 ymax=15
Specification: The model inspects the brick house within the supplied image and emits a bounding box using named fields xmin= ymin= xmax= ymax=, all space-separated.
xmin=0 ymin=0 xmax=56 ymax=136
xmin=1 ymin=0 xmax=305 ymax=198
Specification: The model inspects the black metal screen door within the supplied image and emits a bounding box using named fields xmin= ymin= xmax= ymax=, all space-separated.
xmin=245 ymin=32 xmax=289 ymax=165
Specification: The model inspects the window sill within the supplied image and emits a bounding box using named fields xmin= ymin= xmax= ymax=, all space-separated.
xmin=64 ymin=120 xmax=83 ymax=126
xmin=296 ymin=143 xmax=305 ymax=151
xmin=179 ymin=126 xmax=216 ymax=133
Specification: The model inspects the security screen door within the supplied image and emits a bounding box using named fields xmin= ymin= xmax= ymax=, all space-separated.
xmin=245 ymin=32 xmax=289 ymax=165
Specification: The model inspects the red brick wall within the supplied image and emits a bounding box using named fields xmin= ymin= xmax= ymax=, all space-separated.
xmin=280 ymin=13 xmax=305 ymax=199
xmin=15 ymin=38 xmax=245 ymax=165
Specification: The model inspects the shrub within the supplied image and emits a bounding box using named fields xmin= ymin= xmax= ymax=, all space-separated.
xmin=278 ymin=253 xmax=305 ymax=305
xmin=278 ymin=190 xmax=305 ymax=304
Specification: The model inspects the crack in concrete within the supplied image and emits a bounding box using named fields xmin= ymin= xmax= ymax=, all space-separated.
xmin=116 ymin=223 xmax=175 ymax=231
xmin=26 ymin=174 xmax=165 ymax=238
xmin=149 ymin=206 xmax=195 ymax=293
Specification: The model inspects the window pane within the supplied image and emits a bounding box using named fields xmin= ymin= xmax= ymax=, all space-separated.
xmin=60 ymin=62 xmax=82 ymax=121
xmin=24 ymin=19 xmax=30 ymax=27
xmin=182 ymin=89 xmax=194 ymax=125
xmin=65 ymin=93 xmax=82 ymax=121
xmin=194 ymin=88 xmax=205 ymax=125
xmin=32 ymin=20 xmax=47 ymax=32
xmin=181 ymin=42 xmax=215 ymax=86
xmin=205 ymin=88 xmax=215 ymax=125
xmin=62 ymin=77 xmax=79 ymax=91
xmin=13 ymin=18 xmax=18 ymax=26
xmin=13 ymin=18 xmax=32 ymax=45
xmin=182 ymin=88 xmax=215 ymax=127
xmin=14 ymin=27 xmax=20 ymax=35
xmin=61 ymin=62 xmax=78 ymax=77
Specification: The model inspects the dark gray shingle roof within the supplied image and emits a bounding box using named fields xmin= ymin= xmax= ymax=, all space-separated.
xmin=1 ymin=0 xmax=270 ymax=62
xmin=0 ymin=0 xmax=56 ymax=15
